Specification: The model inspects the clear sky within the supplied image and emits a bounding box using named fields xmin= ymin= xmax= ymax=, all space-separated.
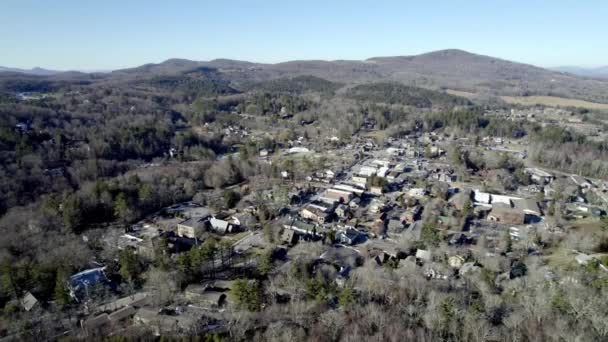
xmin=1 ymin=0 xmax=607 ymax=70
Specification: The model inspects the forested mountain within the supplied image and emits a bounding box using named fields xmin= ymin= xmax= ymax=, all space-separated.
xmin=6 ymin=49 xmax=601 ymax=103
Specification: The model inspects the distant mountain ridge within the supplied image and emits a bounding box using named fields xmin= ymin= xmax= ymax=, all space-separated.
xmin=0 ymin=66 xmax=62 ymax=76
xmin=552 ymin=66 xmax=608 ymax=79
xmin=3 ymin=49 xmax=608 ymax=104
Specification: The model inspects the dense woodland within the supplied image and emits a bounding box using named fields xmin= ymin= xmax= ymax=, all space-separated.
xmin=0 ymin=62 xmax=607 ymax=341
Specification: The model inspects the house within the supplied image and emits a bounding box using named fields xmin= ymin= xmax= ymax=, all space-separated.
xmin=370 ymin=186 xmax=384 ymax=195
xmin=403 ymin=220 xmax=423 ymax=240
xmin=571 ymin=175 xmax=593 ymax=189
xmin=318 ymin=245 xmax=363 ymax=270
xmin=349 ymin=197 xmax=361 ymax=209
xmin=69 ymin=267 xmax=113 ymax=300
xmin=333 ymin=184 xmax=365 ymax=196
xmin=448 ymin=255 xmax=465 ymax=269
xmin=524 ymin=168 xmax=554 ymax=184
xmin=336 ymin=227 xmax=365 ymax=245
xmin=209 ymin=217 xmax=234 ymax=234
xmin=280 ymin=229 xmax=298 ymax=246
xmin=96 ymin=292 xmax=151 ymax=313
xmin=184 ymin=285 xmax=230 ymax=309
xmin=575 ymin=253 xmax=594 ymax=265
xmin=20 ymin=292 xmax=38 ymax=312
xmin=415 ymin=249 xmax=432 ymax=262
xmin=450 ymin=191 xmax=471 ymax=211
xmin=376 ymin=166 xmax=390 ymax=178
xmin=230 ymin=212 xmax=256 ymax=229
xmin=357 ymin=166 xmax=378 ymax=177
xmin=321 ymin=189 xmax=354 ymax=204
xmin=364 ymin=241 xmax=406 ymax=265
xmin=371 ymin=159 xmax=391 ymax=168
xmin=386 ymin=171 xmax=401 ymax=182
xmin=401 ymin=205 xmax=422 ymax=224
xmin=492 ymin=194 xmax=519 ymax=205
xmin=177 ymin=217 xmax=208 ymax=239
xmin=473 ymin=190 xmax=491 ymax=204
xmin=283 ymin=220 xmax=319 ymax=236
xmin=300 ymin=205 xmax=330 ymax=224
xmin=108 ymin=305 xmax=137 ymax=324
xmin=387 ymin=219 xmax=404 ymax=235
xmin=435 ymin=172 xmax=457 ymax=183
xmin=133 ymin=308 xmax=202 ymax=336
xmin=335 ymin=204 xmax=350 ymax=218
xmin=487 ymin=207 xmax=525 ymax=225
xmin=408 ymin=188 xmax=427 ymax=198
xmin=81 ymin=314 xmax=111 ymax=336
xmin=369 ymin=199 xmax=386 ymax=214
xmin=513 ymin=198 xmax=542 ymax=217
xmin=351 ymin=176 xmax=368 ymax=188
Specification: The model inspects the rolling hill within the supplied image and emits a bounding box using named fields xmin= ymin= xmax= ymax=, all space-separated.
xmin=3 ymin=49 xmax=608 ymax=105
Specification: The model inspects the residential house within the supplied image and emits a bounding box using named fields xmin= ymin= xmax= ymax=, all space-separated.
xmin=321 ymin=189 xmax=354 ymax=204
xmin=209 ymin=217 xmax=235 ymax=234
xmin=300 ymin=205 xmax=330 ymax=224
xmin=513 ymin=198 xmax=542 ymax=217
xmin=401 ymin=205 xmax=422 ymax=224
xmin=20 ymin=292 xmax=38 ymax=312
xmin=434 ymin=171 xmax=457 ymax=183
xmin=335 ymin=204 xmax=350 ymax=219
xmin=177 ymin=217 xmax=208 ymax=239
xmin=283 ymin=220 xmax=319 ymax=237
xmin=408 ymin=188 xmax=427 ymax=198
xmin=96 ymin=292 xmax=151 ymax=313
xmin=376 ymin=166 xmax=390 ymax=178
xmin=571 ymin=175 xmax=593 ymax=189
xmin=336 ymin=227 xmax=365 ymax=245
xmin=349 ymin=197 xmax=361 ymax=209
xmin=403 ymin=220 xmax=423 ymax=241
xmin=448 ymin=255 xmax=465 ymax=269
xmin=387 ymin=219 xmax=405 ymax=235
xmin=333 ymin=184 xmax=365 ymax=196
xmin=524 ymin=168 xmax=554 ymax=184
xmin=357 ymin=166 xmax=378 ymax=177
xmin=230 ymin=212 xmax=256 ymax=229
xmin=487 ymin=207 xmax=525 ymax=225
xmin=280 ymin=229 xmax=298 ymax=246
xmin=108 ymin=305 xmax=137 ymax=325
xmin=69 ymin=267 xmax=113 ymax=301
xmin=415 ymin=249 xmax=432 ymax=262
xmin=184 ymin=284 xmax=230 ymax=309
xmin=351 ymin=176 xmax=368 ymax=188
xmin=369 ymin=199 xmax=386 ymax=214
xmin=370 ymin=186 xmax=384 ymax=196
xmin=473 ymin=190 xmax=491 ymax=204
xmin=81 ymin=314 xmax=111 ymax=336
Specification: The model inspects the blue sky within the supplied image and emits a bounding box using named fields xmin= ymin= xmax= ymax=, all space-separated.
xmin=1 ymin=0 xmax=607 ymax=70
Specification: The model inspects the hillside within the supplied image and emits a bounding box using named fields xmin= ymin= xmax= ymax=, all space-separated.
xmin=3 ymin=49 xmax=608 ymax=104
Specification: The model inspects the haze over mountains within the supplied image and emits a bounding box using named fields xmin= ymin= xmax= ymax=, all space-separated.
xmin=2 ymin=49 xmax=608 ymax=104
xmin=552 ymin=66 xmax=608 ymax=79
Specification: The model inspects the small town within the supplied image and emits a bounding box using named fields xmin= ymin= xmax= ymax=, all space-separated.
xmin=1 ymin=2 xmax=608 ymax=341
xmin=7 ymin=105 xmax=607 ymax=339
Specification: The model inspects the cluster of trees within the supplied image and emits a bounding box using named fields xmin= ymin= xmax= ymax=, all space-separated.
xmin=529 ymin=126 xmax=608 ymax=178
xmin=346 ymin=82 xmax=471 ymax=108
xmin=248 ymin=75 xmax=342 ymax=95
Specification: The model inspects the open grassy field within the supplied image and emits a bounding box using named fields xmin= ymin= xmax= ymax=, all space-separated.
xmin=501 ymin=95 xmax=608 ymax=110
xmin=446 ymin=89 xmax=478 ymax=98
xmin=447 ymin=89 xmax=608 ymax=110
